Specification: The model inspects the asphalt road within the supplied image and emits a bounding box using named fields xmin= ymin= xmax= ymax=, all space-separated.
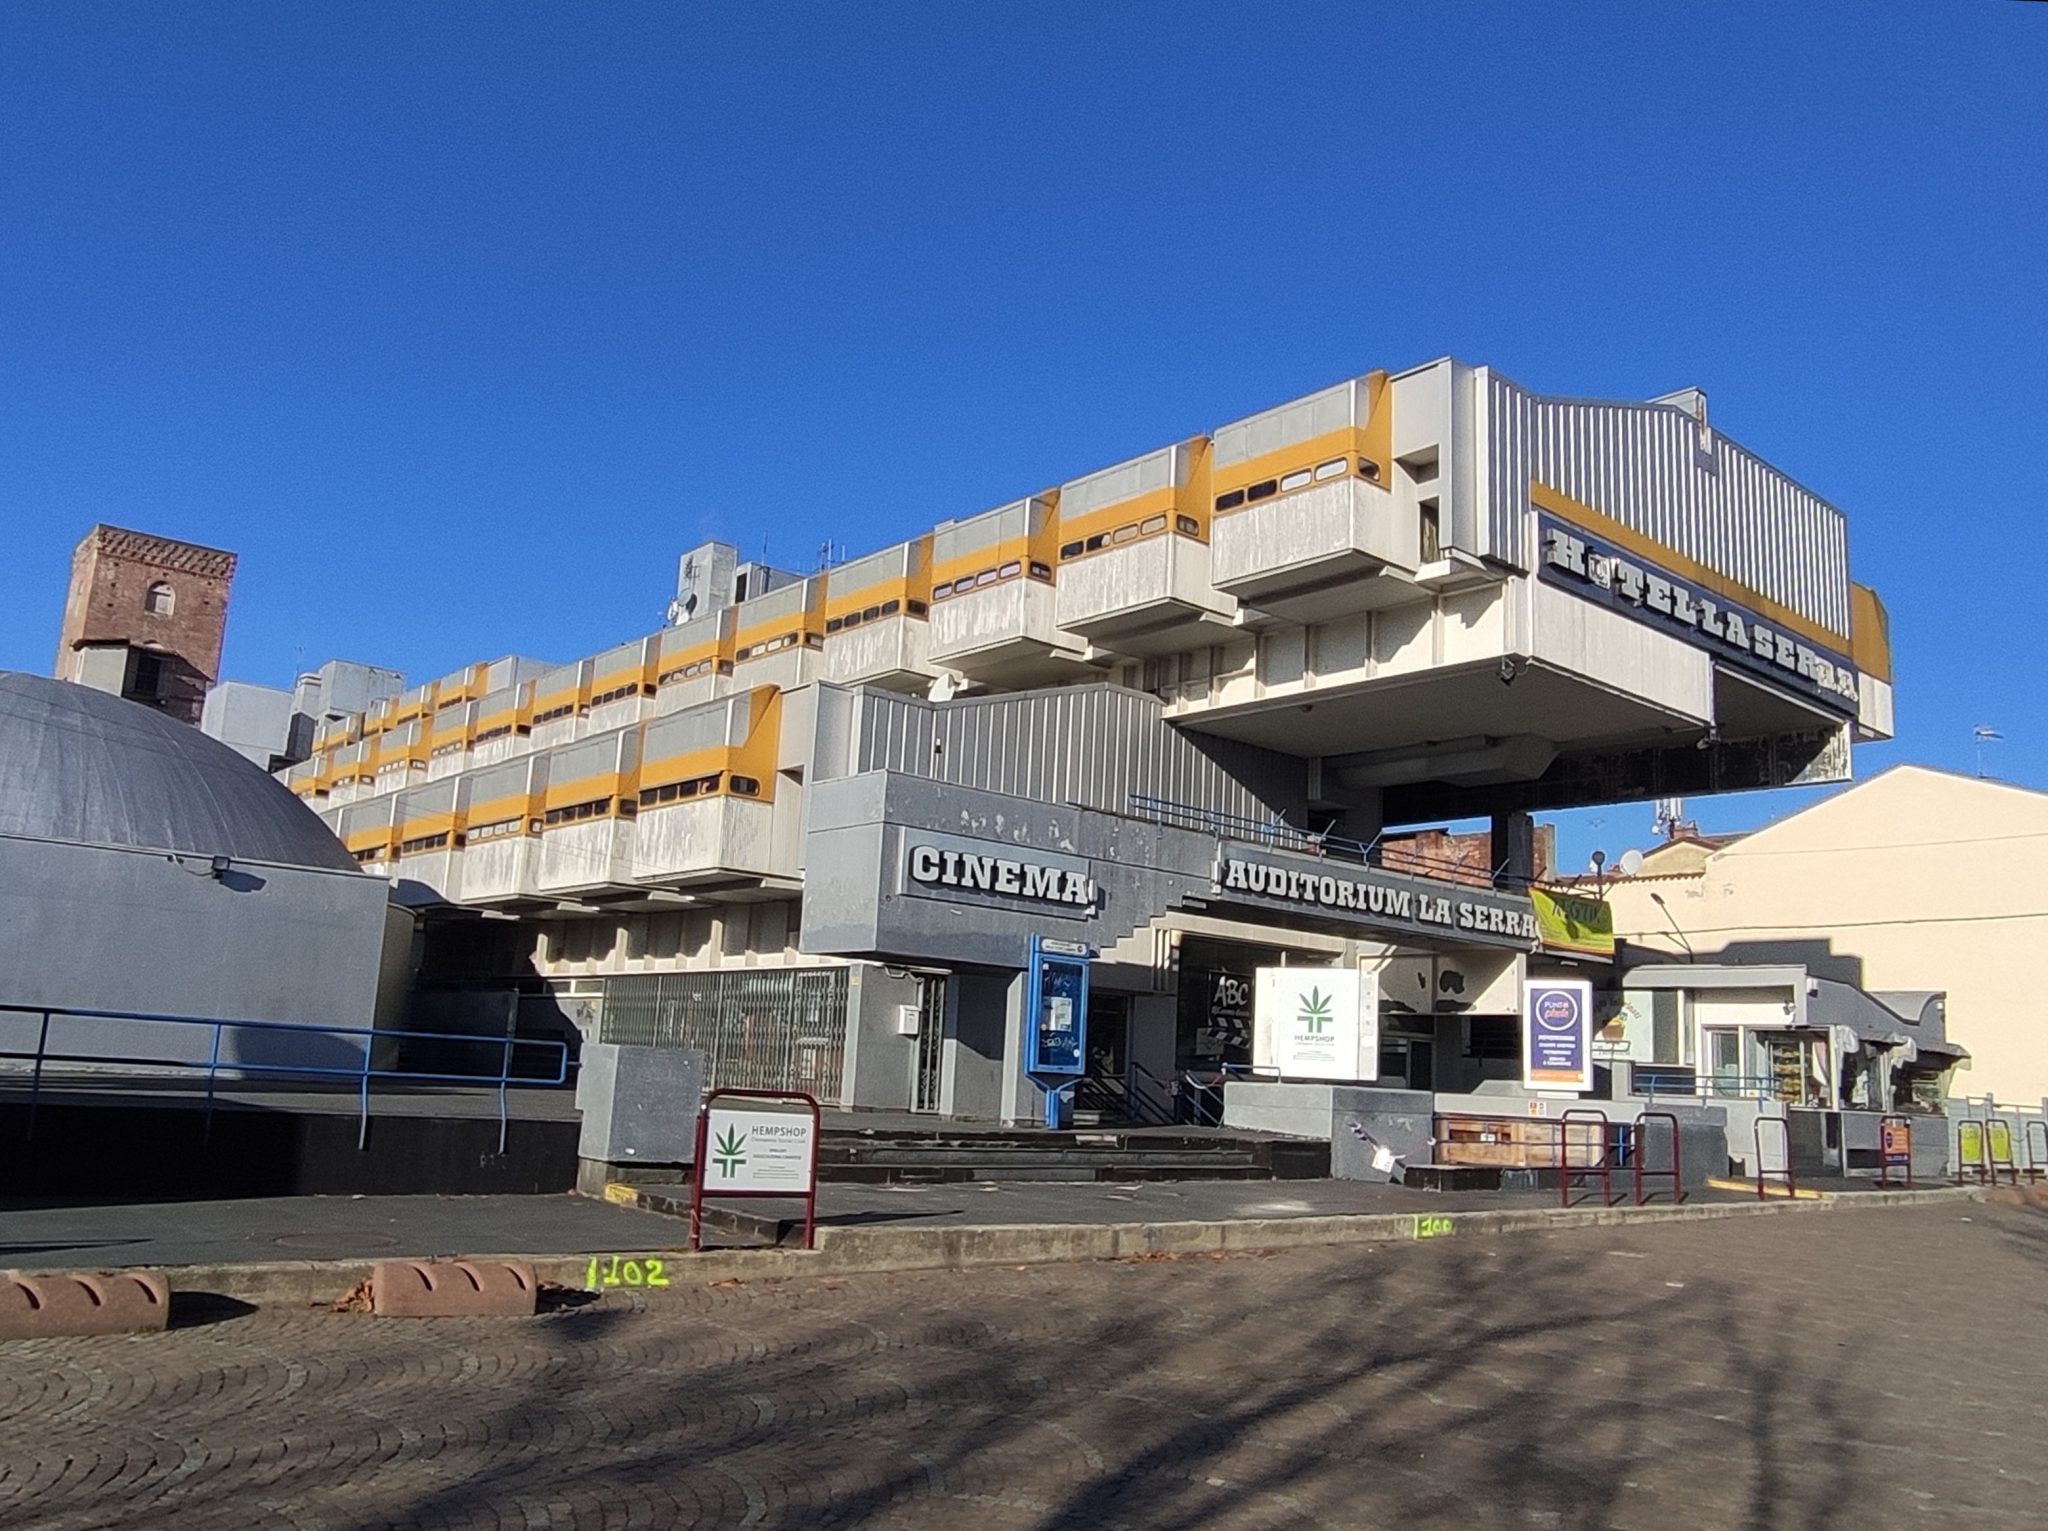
xmin=3 ymin=1200 xmax=2043 ymax=1529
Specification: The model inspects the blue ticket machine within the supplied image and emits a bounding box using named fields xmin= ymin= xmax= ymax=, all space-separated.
xmin=1025 ymin=934 xmax=1091 ymax=1129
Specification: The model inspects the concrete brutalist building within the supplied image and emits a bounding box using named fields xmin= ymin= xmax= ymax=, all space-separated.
xmin=283 ymin=359 xmax=1895 ymax=1126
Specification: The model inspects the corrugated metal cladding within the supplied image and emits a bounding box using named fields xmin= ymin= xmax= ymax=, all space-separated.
xmin=1213 ymin=378 xmax=1365 ymax=468
xmin=1491 ymin=376 xmax=1853 ymax=637
xmin=1060 ymin=442 xmax=1186 ymax=516
xmin=831 ymin=540 xmax=917 ymax=590
xmin=643 ymin=696 xmax=741 ymax=756
xmin=847 ymin=683 xmax=1307 ymax=824
xmin=467 ymin=753 xmax=547 ymax=800
xmin=400 ymin=777 xmax=461 ymax=815
xmin=548 ymin=727 xmax=636 ymax=781
xmin=933 ymin=497 xmax=1046 ymax=562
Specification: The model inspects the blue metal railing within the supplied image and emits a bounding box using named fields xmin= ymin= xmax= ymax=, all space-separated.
xmin=1629 ymin=1064 xmax=1787 ymax=1103
xmin=1 ymin=1002 xmax=571 ymax=1154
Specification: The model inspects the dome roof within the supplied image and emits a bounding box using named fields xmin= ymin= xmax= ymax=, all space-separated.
xmin=0 ymin=672 xmax=359 ymax=872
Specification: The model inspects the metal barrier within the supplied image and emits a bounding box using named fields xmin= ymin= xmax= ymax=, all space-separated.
xmin=1559 ymin=1109 xmax=1616 ymax=1208
xmin=1633 ymin=1110 xmax=1685 ymax=1205
xmin=1984 ymin=1111 xmax=2021 ymax=1187
xmin=1631 ymin=1066 xmax=1783 ymax=1103
xmin=1877 ymin=1114 xmax=1914 ymax=1189
xmin=1125 ymin=794 xmax=1517 ymax=889
xmin=2024 ymin=1118 xmax=2048 ymax=1184
xmin=1 ymin=1002 xmax=570 ymax=1153
xmin=1954 ymin=1110 xmax=1988 ymax=1185
xmin=1753 ymin=1115 xmax=1797 ymax=1199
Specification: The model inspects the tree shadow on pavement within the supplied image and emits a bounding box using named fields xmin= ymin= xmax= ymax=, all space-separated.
xmin=346 ymin=1232 xmax=1867 ymax=1531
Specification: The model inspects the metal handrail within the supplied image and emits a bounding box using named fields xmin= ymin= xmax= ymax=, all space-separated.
xmin=1124 ymin=793 xmax=1516 ymax=889
xmin=1633 ymin=1067 xmax=1789 ymax=1103
xmin=2 ymin=1001 xmax=571 ymax=1154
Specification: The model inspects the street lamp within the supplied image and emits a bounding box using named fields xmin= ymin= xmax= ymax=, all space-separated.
xmin=1648 ymin=891 xmax=1696 ymax=962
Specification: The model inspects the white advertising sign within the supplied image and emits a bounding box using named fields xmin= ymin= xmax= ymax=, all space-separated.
xmin=1253 ymin=967 xmax=1379 ymax=1082
xmin=700 ymin=1106 xmax=818 ymax=1194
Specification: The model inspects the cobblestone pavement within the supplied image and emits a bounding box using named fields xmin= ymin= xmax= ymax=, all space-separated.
xmin=3 ymin=1201 xmax=2045 ymax=1529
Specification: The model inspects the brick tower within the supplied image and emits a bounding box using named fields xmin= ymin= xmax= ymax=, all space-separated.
xmin=53 ymin=526 xmax=238 ymax=725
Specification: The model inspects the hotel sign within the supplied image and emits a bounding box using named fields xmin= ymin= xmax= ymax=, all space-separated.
xmin=1539 ymin=515 xmax=1859 ymax=715
xmin=1213 ymin=847 xmax=1537 ymax=951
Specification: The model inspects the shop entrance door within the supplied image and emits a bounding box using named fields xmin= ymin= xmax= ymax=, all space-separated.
xmin=1705 ymin=1028 xmax=1743 ymax=1098
xmin=910 ymin=976 xmax=946 ymax=1114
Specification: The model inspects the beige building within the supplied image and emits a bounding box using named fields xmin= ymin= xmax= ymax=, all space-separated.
xmin=1604 ymin=766 xmax=2048 ymax=1107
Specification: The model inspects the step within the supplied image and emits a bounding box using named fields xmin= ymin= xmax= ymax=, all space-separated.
xmin=817 ymin=1162 xmax=1277 ymax=1186
xmin=820 ymin=1148 xmax=1259 ymax=1169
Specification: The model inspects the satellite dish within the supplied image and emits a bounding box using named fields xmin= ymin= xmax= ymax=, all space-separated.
xmin=928 ymin=670 xmax=968 ymax=703
xmin=1616 ymin=848 xmax=1645 ymax=878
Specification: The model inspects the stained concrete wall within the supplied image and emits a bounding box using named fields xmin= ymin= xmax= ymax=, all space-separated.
xmin=0 ymin=834 xmax=390 ymax=1070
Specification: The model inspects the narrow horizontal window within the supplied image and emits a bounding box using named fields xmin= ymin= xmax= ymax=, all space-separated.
xmin=1280 ymin=468 xmax=1312 ymax=492
xmin=1314 ymin=457 xmax=1347 ymax=481
xmin=1214 ymin=489 xmax=1246 ymax=512
xmin=1059 ymin=540 xmax=1084 ymax=560
xmin=1140 ymin=514 xmax=1166 ymax=535
xmin=1175 ymin=515 xmax=1201 ymax=536
xmin=1246 ymin=479 xmax=1278 ymax=502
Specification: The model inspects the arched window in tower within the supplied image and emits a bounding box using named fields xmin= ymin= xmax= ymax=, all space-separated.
xmin=145 ymin=582 xmax=175 ymax=617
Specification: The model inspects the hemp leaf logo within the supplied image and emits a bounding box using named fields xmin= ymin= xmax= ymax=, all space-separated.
xmin=713 ymin=1125 xmax=748 ymax=1175
xmin=1298 ymin=986 xmax=1334 ymax=1034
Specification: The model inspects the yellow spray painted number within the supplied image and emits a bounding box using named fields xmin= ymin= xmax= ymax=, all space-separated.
xmin=584 ymin=1255 xmax=672 ymax=1290
xmin=1413 ymin=1215 xmax=1455 ymax=1240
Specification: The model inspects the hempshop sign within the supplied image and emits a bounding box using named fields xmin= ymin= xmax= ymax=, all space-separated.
xmin=1253 ymin=967 xmax=1379 ymax=1082
xmin=1539 ymin=516 xmax=1860 ymax=715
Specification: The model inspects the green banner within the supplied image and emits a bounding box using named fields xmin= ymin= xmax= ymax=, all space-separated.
xmin=1531 ymin=888 xmax=1615 ymax=956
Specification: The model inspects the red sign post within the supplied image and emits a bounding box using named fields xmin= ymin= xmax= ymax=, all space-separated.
xmin=689 ymin=1088 xmax=822 ymax=1252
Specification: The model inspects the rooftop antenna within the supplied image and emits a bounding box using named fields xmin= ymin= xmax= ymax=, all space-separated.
xmin=1653 ymin=797 xmax=1684 ymax=840
xmin=1974 ymin=725 xmax=2003 ymax=779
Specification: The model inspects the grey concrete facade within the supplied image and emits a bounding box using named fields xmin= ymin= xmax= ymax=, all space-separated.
xmin=0 ymin=834 xmax=394 ymax=1069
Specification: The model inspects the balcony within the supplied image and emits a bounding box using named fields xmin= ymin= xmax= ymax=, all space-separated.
xmin=927 ymin=576 xmax=1090 ymax=685
xmin=1055 ymin=534 xmax=1235 ymax=656
xmin=653 ymin=608 xmax=736 ymax=716
xmin=821 ymin=539 xmax=938 ymax=692
xmin=1209 ymin=476 xmax=1429 ymax=624
xmin=823 ymin=614 xmax=937 ymax=691
xmin=391 ymin=778 xmax=467 ymax=900
xmin=458 ymin=757 xmax=550 ymax=904
xmin=630 ymin=795 xmax=778 ymax=885
xmin=532 ymin=727 xmax=641 ymax=898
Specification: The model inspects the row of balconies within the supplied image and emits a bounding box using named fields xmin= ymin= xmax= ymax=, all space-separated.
xmin=290 ymin=369 xmax=1508 ymax=800
xmin=324 ymin=688 xmax=796 ymax=909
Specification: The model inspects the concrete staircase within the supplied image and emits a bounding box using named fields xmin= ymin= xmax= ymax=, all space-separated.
xmin=817 ymin=1126 xmax=1329 ymax=1185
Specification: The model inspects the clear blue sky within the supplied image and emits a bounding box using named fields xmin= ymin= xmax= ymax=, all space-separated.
xmin=3 ymin=3 xmax=2042 ymax=868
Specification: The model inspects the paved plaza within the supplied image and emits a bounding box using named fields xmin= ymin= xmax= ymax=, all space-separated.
xmin=3 ymin=1200 xmax=2044 ymax=1529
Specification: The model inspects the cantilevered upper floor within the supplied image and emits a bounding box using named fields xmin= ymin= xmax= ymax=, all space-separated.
xmin=289 ymin=356 xmax=1894 ymax=855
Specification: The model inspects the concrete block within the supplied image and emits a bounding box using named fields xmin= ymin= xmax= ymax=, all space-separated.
xmin=576 ymin=1042 xmax=706 ymax=1165
xmin=370 ymin=1260 xmax=537 ymax=1318
xmin=0 ymin=1271 xmax=170 ymax=1339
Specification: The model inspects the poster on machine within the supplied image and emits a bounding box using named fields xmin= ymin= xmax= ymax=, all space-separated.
xmin=1523 ymin=979 xmax=1594 ymax=1093
xmin=1253 ymin=967 xmax=1378 ymax=1081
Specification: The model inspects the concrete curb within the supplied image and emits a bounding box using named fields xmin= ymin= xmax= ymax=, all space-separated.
xmin=45 ymin=1184 xmax=1993 ymax=1312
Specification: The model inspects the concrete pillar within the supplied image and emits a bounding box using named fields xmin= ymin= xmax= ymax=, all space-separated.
xmin=996 ymin=970 xmax=1037 ymax=1125
xmin=1491 ymin=809 xmax=1536 ymax=886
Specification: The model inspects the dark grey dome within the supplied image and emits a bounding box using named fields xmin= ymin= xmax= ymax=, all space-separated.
xmin=0 ymin=672 xmax=358 ymax=872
